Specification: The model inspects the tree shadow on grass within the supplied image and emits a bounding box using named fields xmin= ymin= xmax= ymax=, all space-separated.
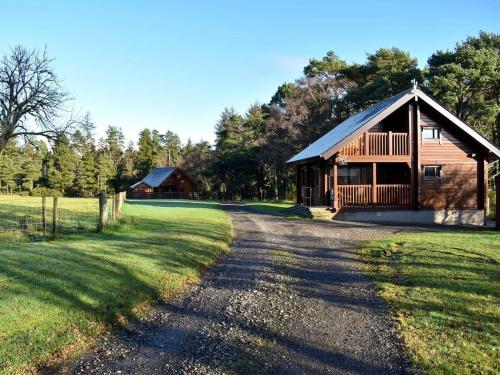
xmin=0 ymin=200 xmax=231 ymax=373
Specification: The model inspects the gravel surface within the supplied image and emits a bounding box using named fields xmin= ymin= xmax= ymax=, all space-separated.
xmin=66 ymin=204 xmax=411 ymax=375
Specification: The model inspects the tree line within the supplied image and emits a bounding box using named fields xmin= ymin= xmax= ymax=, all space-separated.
xmin=0 ymin=31 xmax=498 ymax=199
xmin=208 ymin=31 xmax=499 ymax=200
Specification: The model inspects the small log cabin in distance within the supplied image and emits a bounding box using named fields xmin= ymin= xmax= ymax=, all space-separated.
xmin=287 ymin=86 xmax=500 ymax=226
xmin=128 ymin=167 xmax=196 ymax=199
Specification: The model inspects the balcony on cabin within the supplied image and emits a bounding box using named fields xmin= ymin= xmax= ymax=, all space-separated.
xmin=339 ymin=131 xmax=409 ymax=157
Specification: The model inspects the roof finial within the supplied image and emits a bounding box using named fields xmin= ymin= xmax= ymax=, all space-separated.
xmin=411 ymin=79 xmax=418 ymax=90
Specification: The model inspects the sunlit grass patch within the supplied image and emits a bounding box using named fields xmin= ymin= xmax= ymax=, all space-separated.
xmin=0 ymin=199 xmax=232 ymax=374
xmin=359 ymin=230 xmax=500 ymax=374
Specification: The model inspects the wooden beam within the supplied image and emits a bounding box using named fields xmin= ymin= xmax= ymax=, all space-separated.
xmin=409 ymin=102 xmax=417 ymax=209
xmin=416 ymin=101 xmax=421 ymax=209
xmin=372 ymin=163 xmax=377 ymax=205
xmin=341 ymin=155 xmax=411 ymax=163
xmin=496 ymin=175 xmax=500 ymax=230
xmin=296 ymin=165 xmax=301 ymax=204
xmin=477 ymin=157 xmax=485 ymax=210
xmin=364 ymin=132 xmax=369 ymax=155
xmin=333 ymin=164 xmax=339 ymax=210
xmin=388 ymin=131 xmax=393 ymax=155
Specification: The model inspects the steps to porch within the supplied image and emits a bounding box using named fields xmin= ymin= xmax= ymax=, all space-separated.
xmin=292 ymin=205 xmax=338 ymax=221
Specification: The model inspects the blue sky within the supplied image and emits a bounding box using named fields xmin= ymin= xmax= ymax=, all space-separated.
xmin=1 ymin=0 xmax=498 ymax=144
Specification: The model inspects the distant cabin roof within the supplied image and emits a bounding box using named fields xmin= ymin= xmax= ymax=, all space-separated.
xmin=130 ymin=167 xmax=177 ymax=189
xmin=287 ymin=87 xmax=500 ymax=164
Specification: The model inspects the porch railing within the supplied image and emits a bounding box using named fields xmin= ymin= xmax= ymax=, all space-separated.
xmin=127 ymin=191 xmax=198 ymax=199
xmin=340 ymin=132 xmax=409 ymax=156
xmin=338 ymin=184 xmax=410 ymax=208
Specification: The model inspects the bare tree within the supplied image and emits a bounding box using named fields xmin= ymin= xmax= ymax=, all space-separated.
xmin=0 ymin=46 xmax=68 ymax=150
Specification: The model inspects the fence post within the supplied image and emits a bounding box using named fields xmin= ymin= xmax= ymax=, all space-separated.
xmin=52 ymin=196 xmax=58 ymax=239
xmin=116 ymin=191 xmax=124 ymax=219
xmin=496 ymin=176 xmax=500 ymax=230
xmin=41 ymin=196 xmax=47 ymax=234
xmin=98 ymin=192 xmax=108 ymax=231
xmin=112 ymin=194 xmax=117 ymax=221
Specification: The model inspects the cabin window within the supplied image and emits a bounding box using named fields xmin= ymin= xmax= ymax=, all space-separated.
xmin=422 ymin=165 xmax=442 ymax=180
xmin=338 ymin=165 xmax=372 ymax=185
xmin=422 ymin=127 xmax=441 ymax=141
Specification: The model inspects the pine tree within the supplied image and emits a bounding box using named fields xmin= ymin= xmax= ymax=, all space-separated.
xmin=0 ymin=141 xmax=20 ymax=193
xmin=136 ymin=129 xmax=155 ymax=177
xmin=47 ymin=134 xmax=78 ymax=194
xmin=19 ymin=142 xmax=45 ymax=193
xmin=96 ymin=151 xmax=115 ymax=193
xmin=75 ymin=151 xmax=97 ymax=196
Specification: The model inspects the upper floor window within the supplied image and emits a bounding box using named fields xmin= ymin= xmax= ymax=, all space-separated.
xmin=422 ymin=127 xmax=441 ymax=141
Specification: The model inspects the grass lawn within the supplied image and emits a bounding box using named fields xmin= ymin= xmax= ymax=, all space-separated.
xmin=359 ymin=230 xmax=500 ymax=374
xmin=245 ymin=202 xmax=297 ymax=217
xmin=0 ymin=195 xmax=98 ymax=213
xmin=0 ymin=199 xmax=232 ymax=374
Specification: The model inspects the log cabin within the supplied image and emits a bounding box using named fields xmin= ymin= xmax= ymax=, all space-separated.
xmin=128 ymin=167 xmax=196 ymax=199
xmin=287 ymin=86 xmax=500 ymax=226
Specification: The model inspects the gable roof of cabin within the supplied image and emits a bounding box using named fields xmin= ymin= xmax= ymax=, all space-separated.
xmin=130 ymin=167 xmax=177 ymax=189
xmin=287 ymin=87 xmax=500 ymax=164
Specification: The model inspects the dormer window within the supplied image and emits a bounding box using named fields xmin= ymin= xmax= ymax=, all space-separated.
xmin=422 ymin=127 xmax=441 ymax=141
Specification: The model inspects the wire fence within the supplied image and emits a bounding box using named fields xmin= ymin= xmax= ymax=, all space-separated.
xmin=0 ymin=192 xmax=125 ymax=242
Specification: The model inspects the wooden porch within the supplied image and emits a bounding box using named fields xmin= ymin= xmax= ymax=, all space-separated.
xmin=337 ymin=184 xmax=411 ymax=208
xmin=298 ymin=160 xmax=412 ymax=209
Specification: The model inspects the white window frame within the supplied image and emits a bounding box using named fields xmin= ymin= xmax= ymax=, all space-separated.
xmin=422 ymin=126 xmax=441 ymax=143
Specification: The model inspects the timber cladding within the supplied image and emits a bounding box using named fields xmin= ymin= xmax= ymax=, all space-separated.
xmin=157 ymin=170 xmax=195 ymax=193
xmin=419 ymin=107 xmax=481 ymax=209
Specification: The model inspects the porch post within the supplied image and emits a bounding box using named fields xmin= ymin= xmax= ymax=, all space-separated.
xmin=323 ymin=166 xmax=329 ymax=206
xmin=496 ymin=174 xmax=500 ymax=230
xmin=296 ymin=165 xmax=301 ymax=205
xmin=319 ymin=166 xmax=325 ymax=206
xmin=409 ymin=100 xmax=420 ymax=210
xmin=372 ymin=162 xmax=377 ymax=206
xmin=333 ymin=164 xmax=339 ymax=210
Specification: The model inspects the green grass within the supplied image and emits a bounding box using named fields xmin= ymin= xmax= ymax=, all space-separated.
xmin=245 ymin=202 xmax=298 ymax=217
xmin=0 ymin=199 xmax=232 ymax=374
xmin=0 ymin=195 xmax=98 ymax=213
xmin=359 ymin=230 xmax=500 ymax=374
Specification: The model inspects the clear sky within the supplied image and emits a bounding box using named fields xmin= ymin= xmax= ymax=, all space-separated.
xmin=1 ymin=0 xmax=498 ymax=145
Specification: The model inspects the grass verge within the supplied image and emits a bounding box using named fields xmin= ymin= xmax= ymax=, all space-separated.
xmin=244 ymin=202 xmax=301 ymax=218
xmin=359 ymin=230 xmax=500 ymax=374
xmin=0 ymin=199 xmax=232 ymax=374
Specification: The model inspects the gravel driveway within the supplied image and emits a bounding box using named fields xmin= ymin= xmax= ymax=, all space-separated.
xmin=68 ymin=205 xmax=409 ymax=375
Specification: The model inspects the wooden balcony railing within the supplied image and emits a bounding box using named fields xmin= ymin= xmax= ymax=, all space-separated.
xmin=340 ymin=131 xmax=409 ymax=156
xmin=338 ymin=184 xmax=410 ymax=208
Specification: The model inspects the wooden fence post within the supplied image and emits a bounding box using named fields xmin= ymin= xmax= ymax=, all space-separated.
xmin=41 ymin=196 xmax=47 ymax=234
xmin=112 ymin=194 xmax=117 ymax=221
xmin=98 ymin=192 xmax=108 ymax=231
xmin=52 ymin=196 xmax=58 ymax=239
xmin=116 ymin=191 xmax=125 ymax=219
xmin=496 ymin=176 xmax=500 ymax=230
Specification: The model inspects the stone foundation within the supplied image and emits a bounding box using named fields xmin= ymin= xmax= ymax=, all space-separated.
xmin=337 ymin=209 xmax=485 ymax=226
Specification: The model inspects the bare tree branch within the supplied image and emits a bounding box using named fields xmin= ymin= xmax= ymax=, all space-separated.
xmin=0 ymin=45 xmax=68 ymax=150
